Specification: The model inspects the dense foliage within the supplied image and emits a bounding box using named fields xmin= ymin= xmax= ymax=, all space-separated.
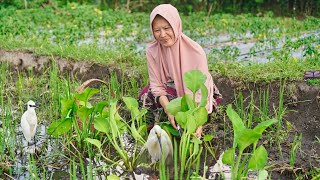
xmin=0 ymin=0 xmax=319 ymax=17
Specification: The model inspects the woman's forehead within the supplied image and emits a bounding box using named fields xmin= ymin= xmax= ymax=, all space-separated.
xmin=152 ymin=15 xmax=171 ymax=28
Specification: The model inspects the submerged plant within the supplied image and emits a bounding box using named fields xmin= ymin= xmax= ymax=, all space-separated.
xmin=222 ymin=104 xmax=277 ymax=179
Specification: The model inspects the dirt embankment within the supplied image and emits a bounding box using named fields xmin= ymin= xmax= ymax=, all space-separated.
xmin=1 ymin=50 xmax=319 ymax=178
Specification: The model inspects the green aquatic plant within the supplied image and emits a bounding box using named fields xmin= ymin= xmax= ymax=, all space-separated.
xmin=86 ymin=96 xmax=147 ymax=173
xmin=166 ymin=70 xmax=209 ymax=179
xmin=222 ymin=104 xmax=277 ymax=179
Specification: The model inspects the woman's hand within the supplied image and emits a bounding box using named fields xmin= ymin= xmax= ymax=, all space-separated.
xmin=195 ymin=126 xmax=203 ymax=138
xmin=159 ymin=95 xmax=178 ymax=129
xmin=168 ymin=114 xmax=177 ymax=129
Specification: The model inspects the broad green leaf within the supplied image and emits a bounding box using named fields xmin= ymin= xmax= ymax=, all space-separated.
xmin=132 ymin=108 xmax=147 ymax=122
xmin=183 ymin=94 xmax=196 ymax=110
xmin=77 ymin=106 xmax=93 ymax=122
xmin=193 ymin=107 xmax=208 ymax=127
xmin=94 ymin=101 xmax=109 ymax=114
xmin=85 ymin=138 xmax=102 ymax=150
xmin=161 ymin=122 xmax=180 ymax=136
xmin=61 ymin=99 xmax=76 ymax=117
xmin=253 ymin=119 xmax=278 ymax=135
xmin=226 ymin=104 xmax=246 ymax=132
xmin=122 ymin=97 xmax=139 ymax=111
xmin=47 ymin=118 xmax=72 ymax=136
xmin=137 ymin=124 xmax=147 ymax=137
xmin=226 ymin=104 xmax=246 ymax=147
xmin=186 ymin=115 xmax=197 ymax=134
xmin=183 ymin=70 xmax=207 ymax=94
xmin=167 ymin=97 xmax=182 ymax=116
xmin=203 ymin=134 xmax=213 ymax=142
xmin=248 ymin=145 xmax=268 ymax=170
xmin=222 ymin=148 xmax=235 ymax=165
xmin=130 ymin=121 xmax=144 ymax=143
xmin=181 ymin=95 xmax=189 ymax=112
xmin=78 ymin=100 xmax=93 ymax=108
xmin=109 ymin=100 xmax=118 ymax=118
xmin=237 ymin=129 xmax=261 ymax=151
xmin=107 ymin=174 xmax=120 ymax=180
xmin=199 ymin=84 xmax=208 ymax=107
xmin=75 ymin=88 xmax=99 ymax=103
xmin=175 ymin=111 xmax=188 ymax=128
xmin=94 ymin=117 xmax=110 ymax=133
xmin=116 ymin=114 xmax=127 ymax=134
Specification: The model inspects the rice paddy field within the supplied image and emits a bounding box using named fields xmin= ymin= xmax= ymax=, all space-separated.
xmin=0 ymin=4 xmax=319 ymax=180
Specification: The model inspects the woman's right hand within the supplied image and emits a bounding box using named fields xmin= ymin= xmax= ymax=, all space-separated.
xmin=168 ymin=114 xmax=177 ymax=129
xmin=159 ymin=95 xmax=177 ymax=129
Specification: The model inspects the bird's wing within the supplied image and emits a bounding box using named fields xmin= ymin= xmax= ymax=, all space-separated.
xmin=27 ymin=111 xmax=38 ymax=126
xmin=21 ymin=112 xmax=31 ymax=142
xmin=161 ymin=130 xmax=173 ymax=156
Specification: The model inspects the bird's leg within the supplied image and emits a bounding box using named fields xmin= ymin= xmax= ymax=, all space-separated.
xmin=33 ymin=136 xmax=37 ymax=152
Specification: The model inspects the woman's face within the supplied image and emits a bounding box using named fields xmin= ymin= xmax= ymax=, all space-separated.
xmin=152 ymin=15 xmax=175 ymax=47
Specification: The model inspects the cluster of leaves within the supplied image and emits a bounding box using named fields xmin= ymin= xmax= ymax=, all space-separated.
xmin=48 ymin=86 xmax=148 ymax=172
xmin=222 ymin=104 xmax=277 ymax=179
xmin=166 ymin=70 xmax=210 ymax=179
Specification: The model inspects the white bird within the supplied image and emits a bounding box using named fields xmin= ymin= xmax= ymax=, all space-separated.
xmin=144 ymin=125 xmax=173 ymax=163
xmin=21 ymin=100 xmax=38 ymax=146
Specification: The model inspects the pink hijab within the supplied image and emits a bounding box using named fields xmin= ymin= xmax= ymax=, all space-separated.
xmin=146 ymin=4 xmax=220 ymax=113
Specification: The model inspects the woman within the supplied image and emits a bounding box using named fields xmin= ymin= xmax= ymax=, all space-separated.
xmin=139 ymin=4 xmax=221 ymax=137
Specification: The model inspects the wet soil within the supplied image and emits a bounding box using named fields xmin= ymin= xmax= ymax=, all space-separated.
xmin=1 ymin=50 xmax=319 ymax=179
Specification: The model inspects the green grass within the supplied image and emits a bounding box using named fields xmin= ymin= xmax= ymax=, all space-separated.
xmin=0 ymin=5 xmax=319 ymax=85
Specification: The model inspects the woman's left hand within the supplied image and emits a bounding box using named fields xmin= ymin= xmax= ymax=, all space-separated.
xmin=195 ymin=126 xmax=203 ymax=138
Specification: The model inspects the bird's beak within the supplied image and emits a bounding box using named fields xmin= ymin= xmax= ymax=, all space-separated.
xmin=156 ymin=132 xmax=162 ymax=152
xmin=30 ymin=104 xmax=39 ymax=108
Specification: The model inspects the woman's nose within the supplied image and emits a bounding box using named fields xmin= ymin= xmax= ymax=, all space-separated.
xmin=159 ymin=29 xmax=166 ymax=37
